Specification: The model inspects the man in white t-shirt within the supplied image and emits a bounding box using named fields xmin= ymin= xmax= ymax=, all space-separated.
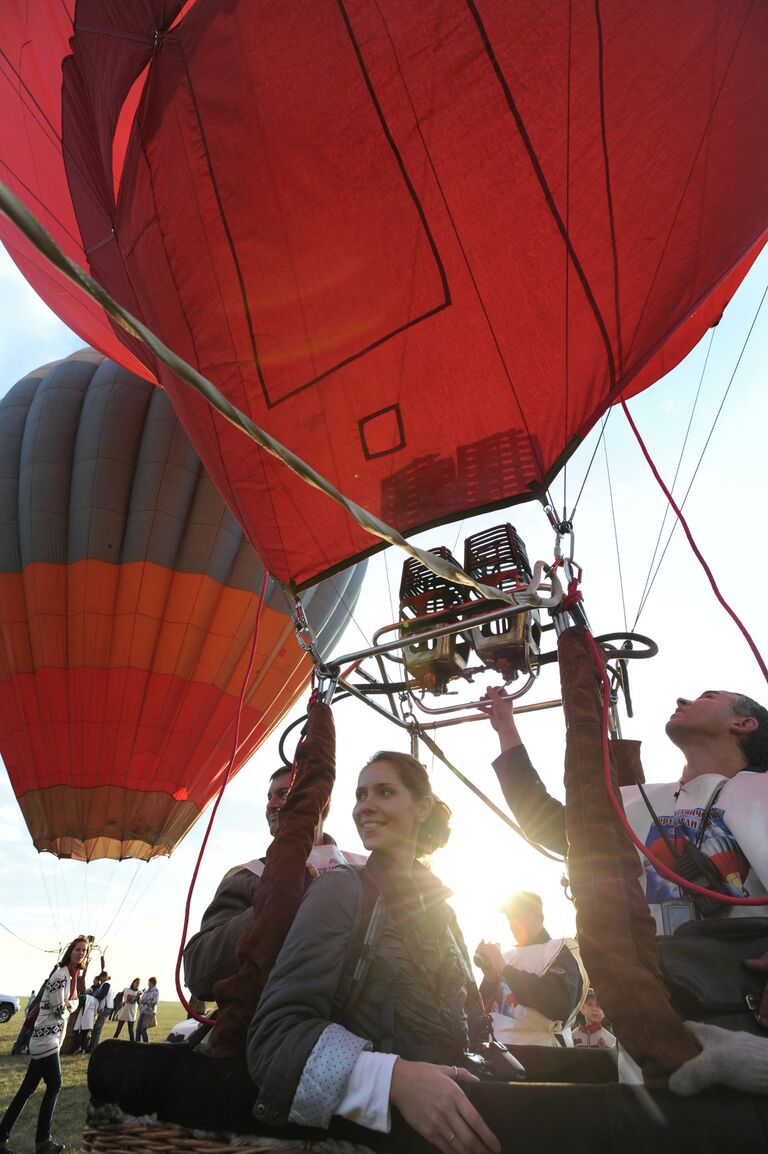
xmin=484 ymin=687 xmax=768 ymax=935
xmin=184 ymin=766 xmax=365 ymax=1002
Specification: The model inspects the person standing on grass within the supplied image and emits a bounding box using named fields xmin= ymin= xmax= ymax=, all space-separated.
xmin=113 ymin=979 xmax=141 ymax=1041
xmin=0 ymin=935 xmax=88 ymax=1154
xmin=135 ymin=978 xmax=160 ymax=1043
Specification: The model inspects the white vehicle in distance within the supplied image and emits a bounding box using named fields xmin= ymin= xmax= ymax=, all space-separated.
xmin=0 ymin=994 xmax=20 ymax=1023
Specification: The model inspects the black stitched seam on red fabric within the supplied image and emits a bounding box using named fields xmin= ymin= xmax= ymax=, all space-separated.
xmin=358 ymin=403 xmax=406 ymax=460
xmin=174 ymin=3 xmax=450 ymax=409
xmin=464 ymin=0 xmax=616 ymax=394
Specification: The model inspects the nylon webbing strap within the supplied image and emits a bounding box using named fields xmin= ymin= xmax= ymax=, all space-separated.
xmin=0 ymin=181 xmax=559 ymax=607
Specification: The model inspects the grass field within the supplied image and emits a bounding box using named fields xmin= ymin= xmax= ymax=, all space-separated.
xmin=0 ymin=1001 xmax=185 ymax=1153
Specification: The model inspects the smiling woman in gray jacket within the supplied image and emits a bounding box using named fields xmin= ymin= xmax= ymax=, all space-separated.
xmin=247 ymin=751 xmax=500 ymax=1154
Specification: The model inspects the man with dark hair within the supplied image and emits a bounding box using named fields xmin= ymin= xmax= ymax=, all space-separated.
xmin=184 ymin=767 xmax=364 ymax=1003
xmin=476 ymin=891 xmax=586 ymax=1047
xmin=731 ymin=694 xmax=768 ymax=770
xmin=483 ymin=688 xmax=768 ymax=936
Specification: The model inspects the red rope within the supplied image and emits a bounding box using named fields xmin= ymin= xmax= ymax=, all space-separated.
xmin=174 ymin=569 xmax=269 ymax=1024
xmin=585 ymin=628 xmax=768 ymax=906
xmin=620 ymin=396 xmax=768 ymax=683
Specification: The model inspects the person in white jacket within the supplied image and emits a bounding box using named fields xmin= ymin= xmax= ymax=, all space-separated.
xmin=0 ymin=936 xmax=89 ymax=1154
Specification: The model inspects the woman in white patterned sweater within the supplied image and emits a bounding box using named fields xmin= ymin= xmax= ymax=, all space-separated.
xmin=0 ymin=936 xmax=89 ymax=1154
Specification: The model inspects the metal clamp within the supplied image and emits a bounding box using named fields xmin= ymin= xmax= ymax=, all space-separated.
xmin=293 ymin=596 xmax=338 ymax=703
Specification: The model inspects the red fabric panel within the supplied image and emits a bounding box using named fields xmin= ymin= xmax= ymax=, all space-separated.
xmin=0 ymin=661 xmax=309 ymax=833
xmin=2 ymin=2 xmax=767 ymax=586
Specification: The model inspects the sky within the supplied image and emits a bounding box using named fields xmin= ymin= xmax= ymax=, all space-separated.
xmin=0 ymin=240 xmax=766 ymax=1007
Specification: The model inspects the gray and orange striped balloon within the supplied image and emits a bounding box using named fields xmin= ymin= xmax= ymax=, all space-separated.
xmin=0 ymin=350 xmax=365 ymax=861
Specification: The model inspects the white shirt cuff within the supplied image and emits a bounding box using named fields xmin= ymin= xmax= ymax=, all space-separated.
xmin=334 ymin=1050 xmax=399 ymax=1133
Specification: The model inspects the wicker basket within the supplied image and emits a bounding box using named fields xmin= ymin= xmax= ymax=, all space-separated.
xmin=82 ymin=1123 xmax=306 ymax=1153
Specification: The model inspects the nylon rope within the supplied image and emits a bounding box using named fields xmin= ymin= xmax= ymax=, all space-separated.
xmin=0 ymin=181 xmax=543 ymax=610
xmin=620 ymin=395 xmax=768 ymax=683
xmin=585 ymin=629 xmax=768 ymax=904
xmin=174 ymin=569 xmax=269 ymax=1025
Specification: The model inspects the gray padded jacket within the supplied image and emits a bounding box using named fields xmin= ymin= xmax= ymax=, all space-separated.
xmin=247 ymin=857 xmax=486 ymax=1129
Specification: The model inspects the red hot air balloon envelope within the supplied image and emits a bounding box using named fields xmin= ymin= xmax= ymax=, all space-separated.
xmin=0 ymin=350 xmax=365 ymax=862
xmin=1 ymin=3 xmax=767 ymax=589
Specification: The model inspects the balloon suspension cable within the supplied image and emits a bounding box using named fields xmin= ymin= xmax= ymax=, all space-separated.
xmin=0 ymin=180 xmax=542 ymax=610
xmin=411 ymin=724 xmax=565 ymax=864
xmin=174 ymin=569 xmax=270 ymax=1024
xmin=0 ymin=919 xmax=60 ymax=954
xmin=620 ymin=395 xmax=767 ymax=684
xmin=585 ymin=628 xmax=768 ymax=906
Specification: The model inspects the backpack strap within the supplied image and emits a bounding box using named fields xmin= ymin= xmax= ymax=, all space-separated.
xmin=694 ymin=780 xmax=728 ymax=849
xmin=331 ymin=868 xmax=385 ymax=1022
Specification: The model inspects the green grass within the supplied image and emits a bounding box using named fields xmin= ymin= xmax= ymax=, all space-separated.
xmin=0 ymin=1001 xmax=185 ymax=1153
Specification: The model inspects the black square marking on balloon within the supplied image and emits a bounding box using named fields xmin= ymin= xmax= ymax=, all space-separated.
xmin=359 ymin=404 xmax=405 ymax=460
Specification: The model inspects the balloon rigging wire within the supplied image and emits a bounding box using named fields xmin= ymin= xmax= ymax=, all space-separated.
xmin=82 ymin=863 xmax=91 ymax=941
xmin=601 ymin=436 xmax=627 ymax=632
xmin=97 ymin=860 xmax=144 ymax=944
xmin=449 ymin=519 xmax=466 ymax=555
xmin=33 ymin=854 xmax=61 ymax=945
xmin=620 ymin=395 xmax=768 ymax=684
xmin=567 ymin=410 xmax=612 ymax=522
xmin=174 ymin=568 xmax=269 ymax=1025
xmin=413 ymin=726 xmax=565 ymax=864
xmin=55 ymin=859 xmax=79 ymax=933
xmin=0 ymin=917 xmax=60 ymax=953
xmin=383 ymin=549 xmax=395 ymax=633
xmin=328 ymin=571 xmax=372 ymax=651
xmin=586 ymin=628 xmax=768 ymax=903
xmin=96 ymin=856 xmax=122 ymax=937
xmin=101 ymin=860 xmax=165 ymax=952
xmin=632 ymin=276 xmax=768 ymax=627
xmin=631 ymin=326 xmax=714 ymax=628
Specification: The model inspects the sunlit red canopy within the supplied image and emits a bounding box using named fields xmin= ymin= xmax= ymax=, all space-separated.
xmin=0 ymin=350 xmax=364 ymax=861
xmin=1 ymin=2 xmax=767 ymax=588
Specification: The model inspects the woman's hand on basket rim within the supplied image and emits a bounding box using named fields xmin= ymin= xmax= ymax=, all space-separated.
xmin=390 ymin=1059 xmax=500 ymax=1154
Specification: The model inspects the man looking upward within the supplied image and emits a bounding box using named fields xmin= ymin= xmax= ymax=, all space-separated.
xmin=483 ymin=688 xmax=768 ymax=936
